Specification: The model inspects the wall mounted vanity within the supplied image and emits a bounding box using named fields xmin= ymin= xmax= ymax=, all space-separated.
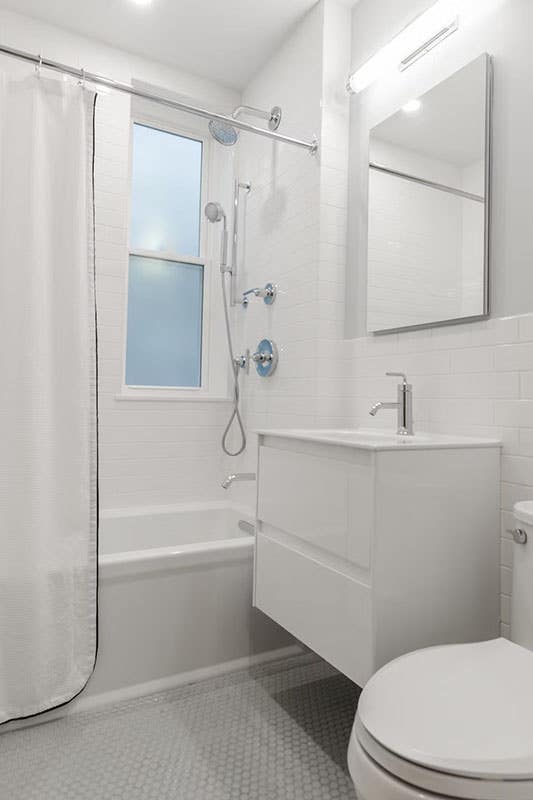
xmin=253 ymin=429 xmax=501 ymax=686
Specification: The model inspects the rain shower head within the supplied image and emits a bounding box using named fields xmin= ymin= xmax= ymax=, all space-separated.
xmin=208 ymin=105 xmax=282 ymax=146
xmin=208 ymin=119 xmax=240 ymax=146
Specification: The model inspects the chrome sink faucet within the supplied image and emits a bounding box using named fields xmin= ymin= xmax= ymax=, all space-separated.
xmin=369 ymin=372 xmax=414 ymax=436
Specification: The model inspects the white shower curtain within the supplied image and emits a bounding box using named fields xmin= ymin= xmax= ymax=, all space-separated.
xmin=0 ymin=71 xmax=97 ymax=723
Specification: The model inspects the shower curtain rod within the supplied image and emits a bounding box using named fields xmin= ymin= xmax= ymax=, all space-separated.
xmin=0 ymin=43 xmax=319 ymax=154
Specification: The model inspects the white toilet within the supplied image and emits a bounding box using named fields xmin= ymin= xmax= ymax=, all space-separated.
xmin=348 ymin=501 xmax=533 ymax=800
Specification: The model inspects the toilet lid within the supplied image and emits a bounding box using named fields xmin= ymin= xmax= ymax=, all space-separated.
xmin=358 ymin=638 xmax=533 ymax=780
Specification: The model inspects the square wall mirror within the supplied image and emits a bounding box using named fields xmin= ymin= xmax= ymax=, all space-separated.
xmin=366 ymin=53 xmax=492 ymax=334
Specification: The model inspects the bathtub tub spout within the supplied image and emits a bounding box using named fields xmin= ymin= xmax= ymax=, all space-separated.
xmin=221 ymin=472 xmax=256 ymax=490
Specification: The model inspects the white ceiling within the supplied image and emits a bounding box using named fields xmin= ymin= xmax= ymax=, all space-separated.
xmin=0 ymin=0 xmax=356 ymax=90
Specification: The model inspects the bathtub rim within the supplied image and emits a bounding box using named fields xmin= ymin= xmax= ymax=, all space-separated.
xmin=99 ymin=499 xmax=254 ymax=521
xmin=101 ymin=535 xmax=254 ymax=578
xmin=99 ymin=500 xmax=256 ymax=578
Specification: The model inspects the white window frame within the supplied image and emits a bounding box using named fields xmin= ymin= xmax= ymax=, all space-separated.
xmin=119 ymin=111 xmax=225 ymax=402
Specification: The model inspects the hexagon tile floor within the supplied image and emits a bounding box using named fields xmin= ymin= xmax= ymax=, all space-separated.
xmin=0 ymin=653 xmax=360 ymax=799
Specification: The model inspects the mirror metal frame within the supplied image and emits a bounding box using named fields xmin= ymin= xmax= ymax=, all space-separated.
xmin=368 ymin=53 xmax=493 ymax=336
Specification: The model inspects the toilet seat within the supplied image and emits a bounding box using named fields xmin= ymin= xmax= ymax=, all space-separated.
xmin=352 ymin=718 xmax=533 ymax=800
xmin=350 ymin=638 xmax=533 ymax=800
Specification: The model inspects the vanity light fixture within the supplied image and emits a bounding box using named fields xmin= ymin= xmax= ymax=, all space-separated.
xmin=402 ymin=98 xmax=422 ymax=113
xmin=347 ymin=0 xmax=459 ymax=94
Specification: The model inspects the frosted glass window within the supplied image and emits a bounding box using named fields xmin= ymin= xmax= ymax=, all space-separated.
xmin=125 ymin=256 xmax=203 ymax=387
xmin=130 ymin=123 xmax=203 ymax=257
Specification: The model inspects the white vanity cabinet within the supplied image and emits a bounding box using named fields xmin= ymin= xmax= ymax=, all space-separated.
xmin=253 ymin=430 xmax=501 ymax=686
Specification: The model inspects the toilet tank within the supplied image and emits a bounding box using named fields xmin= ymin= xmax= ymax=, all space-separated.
xmin=511 ymin=502 xmax=533 ymax=650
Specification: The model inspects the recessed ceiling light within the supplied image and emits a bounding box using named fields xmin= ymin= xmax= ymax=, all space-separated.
xmin=402 ymin=99 xmax=422 ymax=113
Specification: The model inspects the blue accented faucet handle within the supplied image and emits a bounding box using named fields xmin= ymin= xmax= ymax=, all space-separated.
xmin=253 ymin=339 xmax=278 ymax=377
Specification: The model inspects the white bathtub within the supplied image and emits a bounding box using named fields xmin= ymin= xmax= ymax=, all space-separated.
xmin=99 ymin=504 xmax=255 ymax=577
xmin=81 ymin=502 xmax=295 ymax=706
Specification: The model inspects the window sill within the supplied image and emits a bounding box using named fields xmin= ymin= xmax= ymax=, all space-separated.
xmin=114 ymin=392 xmax=232 ymax=403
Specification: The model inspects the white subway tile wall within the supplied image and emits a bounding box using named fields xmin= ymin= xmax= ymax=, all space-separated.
xmin=94 ymin=92 xmax=233 ymax=511
xmin=90 ymin=0 xmax=531 ymax=641
xmin=337 ymin=314 xmax=533 ymax=636
xmin=223 ymin=0 xmax=352 ymax=485
xmin=220 ymin=2 xmax=533 ymax=638
xmin=7 ymin=2 xmax=527 ymax=642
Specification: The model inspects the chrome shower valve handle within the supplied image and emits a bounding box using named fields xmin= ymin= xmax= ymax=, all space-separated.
xmin=252 ymin=339 xmax=278 ymax=377
xmin=252 ymin=352 xmax=272 ymax=364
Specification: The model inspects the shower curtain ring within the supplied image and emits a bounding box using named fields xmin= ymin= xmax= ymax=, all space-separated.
xmin=35 ymin=54 xmax=42 ymax=78
xmin=79 ymin=68 xmax=86 ymax=89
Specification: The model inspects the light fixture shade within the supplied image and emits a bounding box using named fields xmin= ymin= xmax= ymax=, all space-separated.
xmin=347 ymin=0 xmax=459 ymax=94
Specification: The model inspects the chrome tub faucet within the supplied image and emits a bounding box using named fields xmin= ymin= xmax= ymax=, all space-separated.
xmin=221 ymin=472 xmax=256 ymax=490
xmin=369 ymin=372 xmax=414 ymax=436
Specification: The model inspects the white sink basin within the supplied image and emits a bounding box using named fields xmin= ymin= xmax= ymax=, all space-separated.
xmin=255 ymin=428 xmax=501 ymax=450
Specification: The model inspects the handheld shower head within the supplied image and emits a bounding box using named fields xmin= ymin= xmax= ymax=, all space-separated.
xmin=204 ymin=201 xmax=228 ymax=270
xmin=204 ymin=201 xmax=226 ymax=224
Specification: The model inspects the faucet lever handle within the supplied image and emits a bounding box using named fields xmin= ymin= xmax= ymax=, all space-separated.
xmin=386 ymin=371 xmax=408 ymax=384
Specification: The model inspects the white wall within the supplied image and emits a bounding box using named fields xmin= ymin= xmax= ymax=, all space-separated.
xmin=342 ymin=0 xmax=533 ymax=633
xmin=224 ymin=0 xmax=522 ymax=640
xmin=347 ymin=0 xmax=533 ymax=336
xmin=0 ymin=7 xmax=240 ymax=509
xmin=0 ymin=1 xmax=351 ymax=515
xmin=0 ymin=2 xmax=351 ymax=515
xmin=336 ymin=314 xmax=533 ymax=638
xmin=5 ymin=1 xmax=529 ymax=639
xmin=223 ymin=0 xmax=352 ymax=509
xmin=223 ymin=0 xmax=325 ymax=508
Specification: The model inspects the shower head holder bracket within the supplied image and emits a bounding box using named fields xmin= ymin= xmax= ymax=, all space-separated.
xmin=234 ymin=349 xmax=250 ymax=373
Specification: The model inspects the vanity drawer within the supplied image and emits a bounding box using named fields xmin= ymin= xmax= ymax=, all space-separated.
xmin=254 ymin=530 xmax=373 ymax=685
xmin=257 ymin=444 xmax=373 ymax=569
